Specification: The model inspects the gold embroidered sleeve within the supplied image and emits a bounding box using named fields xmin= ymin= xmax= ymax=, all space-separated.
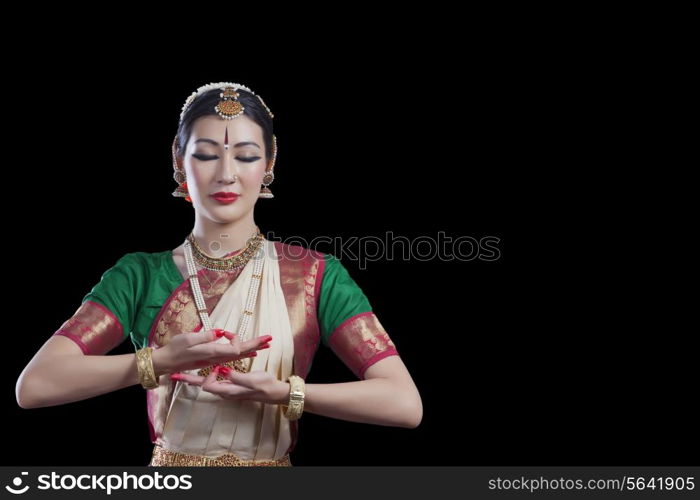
xmin=327 ymin=312 xmax=399 ymax=380
xmin=53 ymin=300 xmax=125 ymax=355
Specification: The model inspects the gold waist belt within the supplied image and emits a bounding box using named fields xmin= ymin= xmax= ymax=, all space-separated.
xmin=150 ymin=444 xmax=292 ymax=467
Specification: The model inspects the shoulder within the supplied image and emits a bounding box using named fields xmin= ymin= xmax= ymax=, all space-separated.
xmin=112 ymin=251 xmax=161 ymax=270
xmin=316 ymin=252 xmax=357 ymax=282
xmin=105 ymin=250 xmax=174 ymax=281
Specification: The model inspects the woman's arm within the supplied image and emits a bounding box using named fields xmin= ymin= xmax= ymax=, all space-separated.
xmin=16 ymin=336 xmax=170 ymax=409
xmin=273 ymin=356 xmax=423 ymax=428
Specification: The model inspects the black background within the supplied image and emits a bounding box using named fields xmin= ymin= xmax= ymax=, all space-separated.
xmin=4 ymin=29 xmax=696 ymax=467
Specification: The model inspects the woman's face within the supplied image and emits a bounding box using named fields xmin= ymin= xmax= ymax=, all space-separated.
xmin=183 ymin=114 xmax=268 ymax=223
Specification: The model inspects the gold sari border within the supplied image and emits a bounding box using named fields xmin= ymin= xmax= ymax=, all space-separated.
xmin=149 ymin=444 xmax=292 ymax=467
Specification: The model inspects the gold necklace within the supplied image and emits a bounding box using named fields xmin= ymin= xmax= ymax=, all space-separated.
xmin=186 ymin=227 xmax=263 ymax=271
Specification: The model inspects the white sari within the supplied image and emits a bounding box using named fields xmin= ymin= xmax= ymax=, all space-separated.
xmin=157 ymin=239 xmax=295 ymax=460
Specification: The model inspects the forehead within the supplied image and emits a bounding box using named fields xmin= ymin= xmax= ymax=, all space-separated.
xmin=190 ymin=115 xmax=263 ymax=141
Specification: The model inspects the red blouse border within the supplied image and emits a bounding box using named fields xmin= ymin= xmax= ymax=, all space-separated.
xmin=358 ymin=348 xmax=399 ymax=380
xmin=53 ymin=331 xmax=90 ymax=355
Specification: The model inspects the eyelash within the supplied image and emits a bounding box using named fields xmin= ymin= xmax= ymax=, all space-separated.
xmin=192 ymin=153 xmax=260 ymax=163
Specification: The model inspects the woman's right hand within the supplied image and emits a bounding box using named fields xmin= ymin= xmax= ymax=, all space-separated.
xmin=151 ymin=329 xmax=272 ymax=376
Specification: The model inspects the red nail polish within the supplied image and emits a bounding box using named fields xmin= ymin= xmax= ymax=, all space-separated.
xmin=219 ymin=367 xmax=231 ymax=375
xmin=215 ymin=330 xmax=225 ymax=338
xmin=170 ymin=373 xmax=184 ymax=381
xmin=260 ymin=344 xmax=270 ymax=349
xmin=248 ymin=352 xmax=258 ymax=357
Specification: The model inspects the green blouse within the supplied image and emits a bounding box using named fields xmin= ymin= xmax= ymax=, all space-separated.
xmin=79 ymin=250 xmax=373 ymax=352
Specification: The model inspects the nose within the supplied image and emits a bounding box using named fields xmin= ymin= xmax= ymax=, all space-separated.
xmin=218 ymin=153 xmax=238 ymax=184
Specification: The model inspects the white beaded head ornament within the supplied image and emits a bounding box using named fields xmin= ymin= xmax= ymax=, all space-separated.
xmin=172 ymin=82 xmax=277 ymax=200
xmin=179 ymin=81 xmax=274 ymax=122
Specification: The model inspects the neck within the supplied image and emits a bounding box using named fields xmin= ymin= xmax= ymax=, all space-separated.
xmin=191 ymin=213 xmax=259 ymax=258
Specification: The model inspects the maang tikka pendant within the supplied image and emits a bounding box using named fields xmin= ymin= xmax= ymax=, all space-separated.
xmin=215 ymin=87 xmax=245 ymax=120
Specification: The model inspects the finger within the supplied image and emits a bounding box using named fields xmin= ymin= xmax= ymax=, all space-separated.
xmin=186 ymin=329 xmax=220 ymax=346
xmin=225 ymin=332 xmax=240 ymax=346
xmin=208 ymin=330 xmax=239 ymax=347
xmin=218 ymin=330 xmax=237 ymax=341
xmin=203 ymin=365 xmax=222 ymax=387
xmin=214 ymin=344 xmax=261 ymax=360
xmin=194 ymin=329 xmax=238 ymax=346
xmin=239 ymin=342 xmax=270 ymax=354
xmin=202 ymin=368 xmax=257 ymax=398
xmin=170 ymin=372 xmax=205 ymax=385
xmin=217 ymin=366 xmax=256 ymax=389
xmin=240 ymin=334 xmax=273 ymax=353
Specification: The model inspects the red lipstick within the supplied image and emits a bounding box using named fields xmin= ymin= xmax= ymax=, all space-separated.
xmin=211 ymin=192 xmax=240 ymax=204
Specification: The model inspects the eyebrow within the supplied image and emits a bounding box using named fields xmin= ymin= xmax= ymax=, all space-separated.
xmin=194 ymin=138 xmax=260 ymax=149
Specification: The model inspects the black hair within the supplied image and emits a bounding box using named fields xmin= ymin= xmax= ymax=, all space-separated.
xmin=176 ymin=88 xmax=273 ymax=161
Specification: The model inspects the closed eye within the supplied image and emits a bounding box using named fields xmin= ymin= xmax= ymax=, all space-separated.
xmin=192 ymin=153 xmax=217 ymax=161
xmin=193 ymin=153 xmax=261 ymax=163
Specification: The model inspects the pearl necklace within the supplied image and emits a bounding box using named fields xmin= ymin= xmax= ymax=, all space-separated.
xmin=183 ymin=236 xmax=266 ymax=374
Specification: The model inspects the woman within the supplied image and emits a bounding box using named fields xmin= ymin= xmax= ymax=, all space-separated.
xmin=16 ymin=82 xmax=422 ymax=466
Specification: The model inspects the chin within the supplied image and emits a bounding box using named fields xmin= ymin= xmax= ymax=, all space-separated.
xmin=208 ymin=205 xmax=246 ymax=220
xmin=209 ymin=206 xmax=242 ymax=216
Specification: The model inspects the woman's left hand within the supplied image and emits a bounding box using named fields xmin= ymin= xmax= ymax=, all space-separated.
xmin=170 ymin=366 xmax=289 ymax=405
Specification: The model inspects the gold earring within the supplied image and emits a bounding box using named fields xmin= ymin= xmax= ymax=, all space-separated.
xmin=171 ymin=135 xmax=192 ymax=202
xmin=259 ymin=134 xmax=277 ymax=199
xmin=173 ymin=181 xmax=192 ymax=203
xmin=259 ymin=171 xmax=274 ymax=198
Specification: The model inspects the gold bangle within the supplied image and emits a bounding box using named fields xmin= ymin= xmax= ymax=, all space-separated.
xmin=136 ymin=347 xmax=159 ymax=390
xmin=282 ymin=375 xmax=305 ymax=420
